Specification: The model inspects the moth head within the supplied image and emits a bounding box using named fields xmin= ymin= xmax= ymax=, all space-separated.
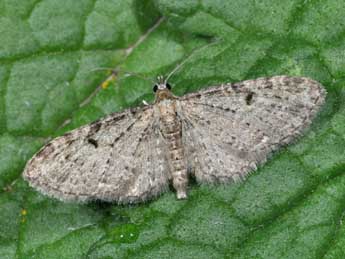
xmin=153 ymin=75 xmax=174 ymax=101
xmin=153 ymin=75 xmax=172 ymax=92
xmin=153 ymin=83 xmax=172 ymax=92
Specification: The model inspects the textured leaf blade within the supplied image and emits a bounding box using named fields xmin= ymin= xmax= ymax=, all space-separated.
xmin=1 ymin=1 xmax=345 ymax=259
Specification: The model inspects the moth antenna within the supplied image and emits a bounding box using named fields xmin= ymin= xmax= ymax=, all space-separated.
xmin=88 ymin=67 xmax=154 ymax=83
xmin=88 ymin=67 xmax=117 ymax=72
xmin=122 ymin=71 xmax=155 ymax=83
xmin=164 ymin=39 xmax=221 ymax=84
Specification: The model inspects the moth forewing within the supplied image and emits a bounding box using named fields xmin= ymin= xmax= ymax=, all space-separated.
xmin=23 ymin=75 xmax=326 ymax=203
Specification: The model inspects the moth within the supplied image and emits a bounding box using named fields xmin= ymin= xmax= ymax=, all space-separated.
xmin=23 ymin=75 xmax=326 ymax=204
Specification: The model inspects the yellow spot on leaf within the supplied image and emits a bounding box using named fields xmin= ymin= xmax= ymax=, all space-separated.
xmin=101 ymin=74 xmax=117 ymax=89
xmin=21 ymin=209 xmax=27 ymax=223
xmin=21 ymin=209 xmax=27 ymax=216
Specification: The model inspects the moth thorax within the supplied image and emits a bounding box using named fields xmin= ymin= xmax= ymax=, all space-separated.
xmin=156 ymin=89 xmax=175 ymax=102
xmin=158 ymin=99 xmax=176 ymax=115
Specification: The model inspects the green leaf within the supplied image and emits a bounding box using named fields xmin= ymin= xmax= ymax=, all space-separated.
xmin=1 ymin=0 xmax=344 ymax=258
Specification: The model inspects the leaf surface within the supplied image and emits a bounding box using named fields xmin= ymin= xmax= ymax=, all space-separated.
xmin=0 ymin=1 xmax=344 ymax=258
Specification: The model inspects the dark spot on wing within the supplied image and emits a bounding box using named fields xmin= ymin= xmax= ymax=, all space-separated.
xmin=245 ymin=91 xmax=255 ymax=105
xmin=62 ymin=132 xmax=77 ymax=147
xmin=193 ymin=93 xmax=202 ymax=99
xmin=63 ymin=132 xmax=73 ymax=138
xmin=282 ymin=76 xmax=294 ymax=86
xmin=292 ymin=77 xmax=304 ymax=84
xmin=127 ymin=123 xmax=135 ymax=131
xmin=112 ymin=114 xmax=126 ymax=122
xmin=36 ymin=143 xmax=55 ymax=158
xmin=204 ymin=88 xmax=221 ymax=95
xmin=129 ymin=108 xmax=138 ymax=115
xmin=88 ymin=138 xmax=98 ymax=148
xmin=65 ymin=139 xmax=76 ymax=147
xmin=114 ymin=132 xmax=125 ymax=143
xmin=89 ymin=121 xmax=102 ymax=133
xmin=86 ymin=120 xmax=103 ymax=139
xmin=231 ymin=83 xmax=242 ymax=93
xmin=264 ymin=78 xmax=273 ymax=89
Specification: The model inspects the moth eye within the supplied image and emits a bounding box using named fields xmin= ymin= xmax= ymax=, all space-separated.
xmin=153 ymin=84 xmax=158 ymax=92
xmin=166 ymin=83 xmax=172 ymax=90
